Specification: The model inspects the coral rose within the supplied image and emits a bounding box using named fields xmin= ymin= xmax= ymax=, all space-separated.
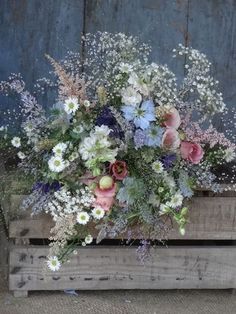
xmin=163 ymin=107 xmax=181 ymax=129
xmin=162 ymin=128 xmax=180 ymax=150
xmin=180 ymin=141 xmax=204 ymax=164
xmin=93 ymin=179 xmax=117 ymax=212
xmin=110 ymin=160 xmax=128 ymax=180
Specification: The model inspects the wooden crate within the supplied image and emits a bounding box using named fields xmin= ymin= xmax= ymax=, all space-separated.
xmin=8 ymin=193 xmax=236 ymax=297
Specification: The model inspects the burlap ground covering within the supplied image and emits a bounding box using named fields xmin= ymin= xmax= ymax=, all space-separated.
xmin=0 ymin=274 xmax=236 ymax=314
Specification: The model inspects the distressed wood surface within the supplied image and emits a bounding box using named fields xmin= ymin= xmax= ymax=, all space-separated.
xmin=9 ymin=246 xmax=236 ymax=291
xmin=0 ymin=0 xmax=84 ymax=115
xmin=9 ymin=197 xmax=236 ymax=240
xmin=188 ymin=0 xmax=236 ymax=111
xmin=1 ymin=0 xmax=236 ymax=113
xmin=84 ymin=0 xmax=188 ymax=79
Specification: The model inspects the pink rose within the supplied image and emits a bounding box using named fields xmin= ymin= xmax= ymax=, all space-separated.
xmin=110 ymin=160 xmax=128 ymax=180
xmin=93 ymin=183 xmax=117 ymax=212
xmin=180 ymin=141 xmax=204 ymax=164
xmin=162 ymin=128 xmax=180 ymax=150
xmin=163 ymin=108 xmax=181 ymax=129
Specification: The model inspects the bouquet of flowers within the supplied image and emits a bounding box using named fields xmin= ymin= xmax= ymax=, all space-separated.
xmin=1 ymin=32 xmax=236 ymax=271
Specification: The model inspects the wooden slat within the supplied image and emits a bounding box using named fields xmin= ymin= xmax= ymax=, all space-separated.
xmin=188 ymin=0 xmax=236 ymax=132
xmin=84 ymin=0 xmax=188 ymax=79
xmin=0 ymin=0 xmax=84 ymax=113
xmin=169 ymin=197 xmax=236 ymax=239
xmin=9 ymin=245 xmax=236 ymax=291
xmin=9 ymin=197 xmax=236 ymax=240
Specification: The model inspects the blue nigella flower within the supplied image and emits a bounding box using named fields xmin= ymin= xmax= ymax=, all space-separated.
xmin=121 ymin=100 xmax=155 ymax=130
xmin=144 ymin=125 xmax=164 ymax=147
xmin=178 ymin=171 xmax=194 ymax=198
xmin=96 ymin=106 xmax=124 ymax=139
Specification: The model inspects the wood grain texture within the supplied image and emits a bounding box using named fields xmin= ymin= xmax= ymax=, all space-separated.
xmin=84 ymin=0 xmax=188 ymax=79
xmin=188 ymin=0 xmax=236 ymax=107
xmin=0 ymin=0 xmax=84 ymax=116
xmin=187 ymin=0 xmax=236 ymax=135
xmin=1 ymin=0 xmax=236 ymax=121
xmin=9 ymin=197 xmax=236 ymax=240
xmin=9 ymin=245 xmax=236 ymax=290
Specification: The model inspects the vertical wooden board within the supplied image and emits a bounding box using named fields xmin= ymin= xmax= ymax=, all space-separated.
xmin=187 ymin=0 xmax=236 ymax=128
xmin=84 ymin=0 xmax=188 ymax=78
xmin=0 ymin=0 xmax=84 ymax=116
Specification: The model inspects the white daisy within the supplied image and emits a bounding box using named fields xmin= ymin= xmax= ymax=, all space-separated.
xmin=24 ymin=123 xmax=34 ymax=134
xmin=17 ymin=151 xmax=26 ymax=160
xmin=73 ymin=125 xmax=84 ymax=134
xmin=152 ymin=160 xmax=164 ymax=174
xmin=91 ymin=207 xmax=105 ymax=219
xmin=48 ymin=156 xmax=66 ymax=173
xmin=224 ymin=147 xmax=236 ymax=163
xmin=83 ymin=100 xmax=91 ymax=108
xmin=52 ymin=142 xmax=68 ymax=156
xmin=77 ymin=211 xmax=90 ymax=225
xmin=85 ymin=234 xmax=93 ymax=244
xmin=169 ymin=193 xmax=183 ymax=208
xmin=64 ymin=97 xmax=79 ymax=114
xmin=47 ymin=256 xmax=61 ymax=271
xmin=11 ymin=137 xmax=21 ymax=148
xmin=68 ymin=151 xmax=79 ymax=162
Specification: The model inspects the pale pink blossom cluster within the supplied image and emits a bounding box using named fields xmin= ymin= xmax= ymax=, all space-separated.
xmin=181 ymin=114 xmax=236 ymax=149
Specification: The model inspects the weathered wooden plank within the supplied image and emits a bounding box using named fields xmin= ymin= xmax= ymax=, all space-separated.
xmin=13 ymin=290 xmax=28 ymax=298
xmin=9 ymin=245 xmax=236 ymax=290
xmin=0 ymin=0 xmax=84 ymax=115
xmin=187 ymin=0 xmax=236 ymax=131
xmin=170 ymin=197 xmax=236 ymax=239
xmin=84 ymin=0 xmax=188 ymax=78
xmin=9 ymin=197 xmax=236 ymax=240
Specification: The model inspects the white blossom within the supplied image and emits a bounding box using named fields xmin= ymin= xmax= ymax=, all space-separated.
xmin=224 ymin=147 xmax=236 ymax=163
xmin=48 ymin=156 xmax=66 ymax=173
xmin=152 ymin=160 xmax=164 ymax=174
xmin=77 ymin=211 xmax=90 ymax=225
xmin=17 ymin=151 xmax=26 ymax=160
xmin=121 ymin=86 xmax=142 ymax=105
xmin=91 ymin=207 xmax=105 ymax=219
xmin=52 ymin=142 xmax=68 ymax=156
xmin=85 ymin=234 xmax=93 ymax=244
xmin=169 ymin=193 xmax=183 ymax=208
xmin=11 ymin=137 xmax=21 ymax=148
xmin=64 ymin=97 xmax=79 ymax=114
xmin=47 ymin=256 xmax=61 ymax=271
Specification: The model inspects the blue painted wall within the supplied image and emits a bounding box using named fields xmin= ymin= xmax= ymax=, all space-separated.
xmin=0 ymin=0 xmax=236 ymax=117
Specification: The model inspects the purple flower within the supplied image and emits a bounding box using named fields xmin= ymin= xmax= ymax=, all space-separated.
xmin=33 ymin=181 xmax=61 ymax=194
xmin=136 ymin=240 xmax=151 ymax=264
xmin=134 ymin=129 xmax=146 ymax=148
xmin=161 ymin=154 xmax=177 ymax=169
xmin=96 ymin=106 xmax=124 ymax=138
